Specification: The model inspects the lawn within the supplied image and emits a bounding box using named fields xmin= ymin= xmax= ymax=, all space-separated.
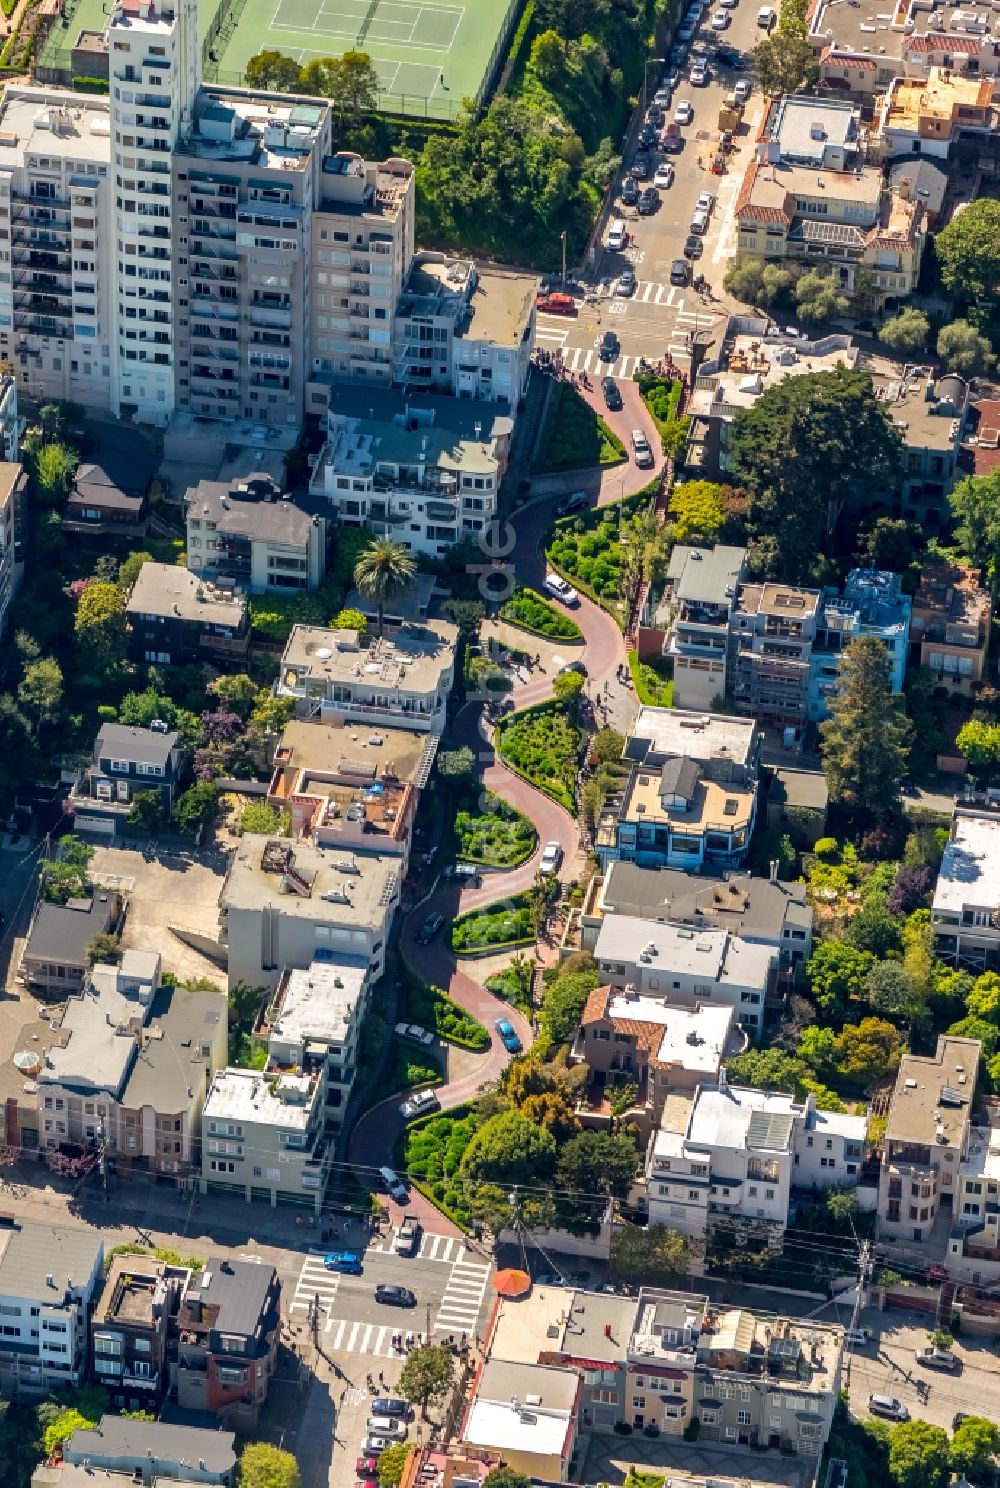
xmin=635 ymin=373 xmax=686 ymax=455
xmin=499 ymin=586 xmax=583 ymax=642
xmin=400 ymin=1106 xmax=481 ymax=1230
xmin=496 ymin=700 xmax=585 ymax=811
xmin=546 ymin=490 xmax=652 ymax=623
xmin=451 ymin=890 xmax=535 ymax=954
xmin=535 ymin=382 xmax=626 ymax=473
xmin=454 ymin=794 xmax=537 ymax=867
xmin=404 ymin=971 xmax=490 ymax=1051
xmin=629 ymin=649 xmax=675 ymax=707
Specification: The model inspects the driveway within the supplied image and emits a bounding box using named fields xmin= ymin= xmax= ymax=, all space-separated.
xmin=582 ymin=1433 xmax=819 ymax=1488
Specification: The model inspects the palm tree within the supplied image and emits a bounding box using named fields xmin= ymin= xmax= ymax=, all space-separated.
xmin=352 ymin=538 xmax=417 ymax=638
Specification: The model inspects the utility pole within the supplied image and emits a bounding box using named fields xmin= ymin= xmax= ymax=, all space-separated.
xmin=843 ymin=1237 xmax=871 ymax=1390
xmin=96 ymin=1116 xmax=109 ymax=1199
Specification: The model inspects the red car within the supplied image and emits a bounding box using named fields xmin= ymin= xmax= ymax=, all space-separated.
xmin=536 ymin=292 xmax=576 ymax=315
xmin=355 ymin=1459 xmax=379 ymax=1480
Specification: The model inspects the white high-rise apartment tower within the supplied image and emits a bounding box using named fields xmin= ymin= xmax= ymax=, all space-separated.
xmin=108 ymin=0 xmax=199 ymax=425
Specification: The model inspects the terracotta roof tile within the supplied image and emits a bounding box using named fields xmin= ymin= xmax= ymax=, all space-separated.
xmin=582 ymin=984 xmax=612 ymax=1024
xmin=903 ymin=31 xmax=981 ymax=54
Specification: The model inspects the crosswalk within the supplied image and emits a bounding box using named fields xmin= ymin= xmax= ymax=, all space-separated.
xmin=288 ymin=1251 xmax=342 ymax=1316
xmin=433 ymin=1257 xmax=492 ymax=1336
xmin=368 ymin=1229 xmax=470 ymax=1265
xmin=324 ymin=1316 xmax=409 ymax=1357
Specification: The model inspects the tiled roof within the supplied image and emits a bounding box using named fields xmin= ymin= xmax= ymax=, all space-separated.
xmin=734 ymin=161 xmax=791 ymax=225
xmin=903 ymin=31 xmax=981 ymax=54
xmin=821 ymin=48 xmax=878 ymax=68
xmin=582 ymin=984 xmax=612 ymax=1024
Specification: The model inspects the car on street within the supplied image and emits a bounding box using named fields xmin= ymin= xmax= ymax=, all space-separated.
xmin=375 ymin=1284 xmax=417 ymax=1308
xmin=711 ymin=7 xmax=729 ymax=24
xmin=324 ymin=1251 xmax=363 ymax=1274
xmin=544 ymin=572 xmax=580 ymax=605
xmin=653 ymin=85 xmax=673 ymax=106
xmin=620 ymin=175 xmax=639 ymax=206
xmin=678 ymin=17 xmax=696 ymax=39
xmin=370 ymin=1398 xmax=412 ymax=1420
xmin=362 ymin=1437 xmax=396 ymax=1456
xmin=670 ymin=258 xmax=689 ymax=285
xmin=632 ymin=429 xmax=654 ymax=467
xmin=696 ymin=190 xmax=715 ymax=214
xmin=395 ymin=1022 xmax=435 ymax=1046
xmin=868 ymin=1395 xmax=909 ymax=1422
xmin=714 ymin=42 xmax=741 ymax=63
xmin=638 ymin=122 xmax=657 ymax=148
xmin=556 ymin=489 xmax=590 ymax=514
xmin=647 ymin=104 xmax=663 ymax=127
xmin=399 ymin=1087 xmax=440 ymax=1120
xmin=606 ymin=218 xmax=627 ymax=250
xmin=356 ymin=1458 xmax=379 ymax=1480
xmin=616 ymin=266 xmax=637 ymax=295
xmin=599 ymin=329 xmax=620 ymax=360
xmin=540 ymin=840 xmax=563 ymax=874
xmin=494 ymin=1017 xmax=522 ymax=1053
xmin=916 ymin=1347 xmax=960 ymax=1371
xmin=756 ymin=3 xmax=776 ymax=25
xmin=719 ymin=0 xmax=738 ymax=8
xmin=683 ymin=234 xmax=704 ymax=258
xmin=654 ymin=162 xmax=675 ymax=189
xmin=637 ymin=187 xmax=659 ymax=215
xmin=416 ymin=912 xmax=444 ymax=945
xmin=689 ymin=61 xmax=709 ymax=85
xmin=630 ymin=152 xmax=652 ymax=179
xmin=734 ymin=77 xmax=751 ymax=102
xmin=366 ymin=1418 xmax=408 ymax=1440
xmin=662 ymin=122 xmax=683 ymax=152
xmin=602 ymin=376 xmax=622 ymax=410
xmin=674 ymin=99 xmax=694 ymax=124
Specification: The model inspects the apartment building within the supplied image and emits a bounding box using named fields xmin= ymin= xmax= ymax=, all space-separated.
xmin=59 ymin=1417 xmax=236 ymax=1488
xmin=185 ymin=474 xmax=330 ymax=593
xmin=262 ymin=958 xmax=369 ymax=1134
xmin=174 ymin=92 xmax=331 ymax=430
xmin=310 ymin=384 xmax=512 ymax=557
xmin=277 ymin=617 xmax=457 ymax=735
xmin=0 ymin=89 xmax=112 ymax=408
xmin=876 ymin=365 xmax=968 ymax=525
xmin=876 ymin=67 xmax=994 ymax=158
xmin=0 ymin=460 xmax=25 ymax=639
xmin=597 ymin=708 xmax=760 ymax=873
xmin=200 ymin=1065 xmax=332 ymax=1210
xmin=267 ymin=719 xmax=437 ymax=874
xmin=593 ymin=917 xmax=776 ymax=1040
xmin=811 ymin=0 xmax=1000 ymax=100
xmin=220 ymin=834 xmax=400 ymax=990
xmin=91 ymin=1253 xmax=190 ymax=1406
xmin=653 ymin=544 xmax=747 ymax=711
xmin=461 ymin=1359 xmax=581 ymax=1483
xmin=175 ymin=1256 xmax=280 ymax=1427
xmin=70 ymin=722 xmax=186 ymax=837
xmin=64 ymin=461 xmax=148 ymax=540
xmin=0 ymin=1220 xmax=104 ymax=1394
xmin=126 ymin=559 xmax=250 ymax=668
xmin=807 ymin=568 xmax=911 ymax=722
xmin=877 ymin=1035 xmax=980 ymax=1242
xmin=731 ymin=581 xmax=821 ymax=728
xmin=932 ymin=810 xmax=1000 ymax=969
xmin=910 ymin=562 xmax=992 ymax=691
xmin=306 ymin=153 xmax=414 ymax=396
xmin=735 ymin=97 xmax=925 ymax=303
xmin=648 ymin=1076 xmax=866 ymax=1243
xmin=398 ymin=1447 xmax=501 ymax=1488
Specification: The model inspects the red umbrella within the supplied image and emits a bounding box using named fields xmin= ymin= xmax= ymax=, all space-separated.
xmin=492 ymin=1267 xmax=532 ymax=1298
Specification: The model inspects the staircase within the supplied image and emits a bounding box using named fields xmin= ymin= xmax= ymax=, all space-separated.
xmin=936 ymin=1279 xmax=957 ymax=1327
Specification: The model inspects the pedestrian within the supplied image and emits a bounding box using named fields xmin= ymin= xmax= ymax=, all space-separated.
xmin=378 ymin=1370 xmax=384 ymax=1386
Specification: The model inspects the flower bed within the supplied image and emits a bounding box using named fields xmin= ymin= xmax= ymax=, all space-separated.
xmin=451 ymin=890 xmax=535 ymax=954
xmin=496 ymin=699 xmax=584 ymax=812
xmin=399 ymin=1105 xmax=480 ymax=1231
xmin=454 ymin=794 xmax=537 ymax=867
xmin=499 ymin=586 xmax=583 ymax=641
xmin=629 ymin=649 xmax=675 ymax=707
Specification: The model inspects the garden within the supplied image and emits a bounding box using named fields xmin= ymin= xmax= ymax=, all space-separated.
xmin=399 ymin=1106 xmax=481 ymax=1231
xmin=635 ymin=372 xmax=688 ymax=458
xmin=629 ymin=649 xmax=674 ymax=707
xmin=451 ymin=890 xmax=535 ymax=955
xmin=403 ymin=970 xmax=490 ymax=1051
xmin=496 ymin=699 xmax=585 ymax=811
xmin=499 ymin=585 xmax=583 ymax=641
xmin=484 ymin=952 xmax=535 ymax=1015
xmin=454 ymin=794 xmax=537 ymax=867
xmin=535 ymin=382 xmax=626 ymax=472
xmin=546 ymin=490 xmax=654 ymax=625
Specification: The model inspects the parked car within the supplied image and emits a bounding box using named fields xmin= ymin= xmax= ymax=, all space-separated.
xmin=395 ymin=1022 xmax=435 ymax=1046
xmin=370 ymin=1398 xmax=412 ymax=1420
xmin=670 ymin=258 xmax=689 ymax=285
xmin=375 ymin=1284 xmax=417 ymax=1308
xmin=606 ymin=219 xmax=627 ymax=250
xmin=868 ymin=1395 xmax=909 ymax=1422
xmin=356 ymin=1458 xmax=379 ymax=1480
xmin=689 ymin=60 xmax=709 ymax=84
xmin=683 ymin=234 xmax=704 ymax=258
xmin=544 ymin=572 xmax=580 ymax=606
xmin=602 ymin=377 xmax=622 ymax=411
xmin=638 ymin=122 xmax=657 ymax=148
xmin=637 ymin=187 xmax=659 ymax=215
xmin=556 ymin=489 xmax=590 ymax=514
xmin=442 ymin=862 xmax=480 ymax=884
xmin=653 ymin=85 xmax=673 ymax=106
xmin=734 ymin=77 xmax=751 ymax=102
xmin=494 ymin=1017 xmax=522 ymax=1053
xmin=366 ymin=1418 xmax=407 ymax=1440
xmin=324 ymin=1251 xmax=363 ymax=1274
xmin=674 ymin=99 xmax=694 ymax=124
xmin=916 ymin=1347 xmax=960 ymax=1372
xmin=711 ymin=8 xmax=729 ymax=24
xmin=696 ymin=190 xmax=715 ymax=215
xmin=599 ymin=329 xmax=620 ymax=361
xmin=756 ymin=4 xmax=776 ymax=25
xmin=621 ymin=175 xmax=639 ymax=206
xmin=416 ymin=912 xmax=444 ymax=945
xmin=362 ymin=1437 xmax=395 ymax=1456
xmin=616 ymin=266 xmax=637 ymax=296
xmin=690 ymin=208 xmax=710 ymax=235
xmin=632 ymin=429 xmax=654 ymax=467
xmin=399 ymin=1088 xmax=439 ymax=1120
xmin=379 ymin=1165 xmax=408 ymax=1201
xmin=714 ymin=42 xmax=741 ymax=63
xmin=630 ymin=152 xmax=652 ymax=179
xmin=540 ymin=840 xmax=563 ymax=874
xmin=654 ymin=162 xmax=675 ymax=189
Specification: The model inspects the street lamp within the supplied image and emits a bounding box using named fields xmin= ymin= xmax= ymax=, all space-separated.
xmin=642 ymin=56 xmax=665 ymax=116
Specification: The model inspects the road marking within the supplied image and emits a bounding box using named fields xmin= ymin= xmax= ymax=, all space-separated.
xmin=343 ymin=1385 xmax=368 ymax=1407
xmin=289 ymin=1254 xmax=342 ymax=1314
xmin=608 ymin=301 xmax=628 ymax=316
xmin=580 ymin=348 xmax=594 ymax=373
xmin=639 ymin=281 xmax=655 ymax=303
xmin=535 ymin=324 xmax=569 ymax=345
xmin=433 ymin=1257 xmax=491 ymax=1335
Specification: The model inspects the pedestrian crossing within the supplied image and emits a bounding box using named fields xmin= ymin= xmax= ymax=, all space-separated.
xmin=324 ymin=1316 xmax=412 ymax=1357
xmin=289 ymin=1252 xmax=343 ymax=1316
xmin=433 ymin=1257 xmax=492 ymax=1335
xmin=368 ymin=1229 xmax=470 ymax=1265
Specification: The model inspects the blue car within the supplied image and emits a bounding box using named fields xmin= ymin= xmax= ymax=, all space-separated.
xmin=324 ymin=1251 xmax=363 ymax=1274
xmin=494 ymin=1018 xmax=522 ymax=1054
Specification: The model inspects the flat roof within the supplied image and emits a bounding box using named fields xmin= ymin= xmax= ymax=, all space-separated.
xmin=595 ymin=916 xmax=774 ymax=990
xmin=221 ymin=834 xmax=399 ymax=929
xmin=769 ymin=765 xmax=830 ymax=813
xmin=886 ymin=1036 xmax=980 ymax=1147
xmin=344 ymin=571 xmax=438 ymax=625
xmin=628 ymin=707 xmax=758 ymax=769
xmin=327 ymin=383 xmax=514 ymax=445
xmin=179 ymin=86 xmax=327 ymax=169
xmin=464 ymin=268 xmax=538 ymax=347
xmin=187 ymin=477 xmax=320 ymax=548
xmin=961 ymin=1113 xmax=1000 ymax=1183
xmin=178 ymin=1254 xmax=276 ymax=1340
xmin=0 ymin=1221 xmax=103 ymax=1302
xmin=885 ymin=69 xmax=992 ymax=131
xmin=465 ymin=1360 xmax=576 ymax=1457
xmin=692 ymin=332 xmax=857 ymax=415
xmin=932 ymin=811 xmax=1000 ymax=915
xmin=204 ymin=1066 xmax=320 ymax=1131
xmin=25 ymin=892 xmax=118 ymax=971
xmin=121 ymin=985 xmax=226 ymax=1114
xmin=812 ymin=0 xmax=996 ymax=58
xmin=774 ymin=96 xmax=859 ymax=162
xmin=489 ymin=1286 xmax=638 ymax=1366
xmin=871 ymin=365 xmax=969 ymax=452
xmin=744 ymin=159 xmax=881 ymax=215
xmin=668 ymin=544 xmax=746 ymax=606
xmin=687 ymin=1085 xmax=800 ymax=1154
xmin=913 ymin=562 xmax=990 ymax=635
xmin=280 ymin=620 xmax=457 ymax=697
xmin=127 ymin=561 xmax=247 ymax=630
xmin=275 ymin=719 xmax=434 ymax=789
xmin=621 ymin=766 xmax=755 ymax=835
xmin=268 ymin=960 xmax=368 ymax=1049
xmin=0 ymin=88 xmax=111 ymax=168
xmin=66 ymin=1415 xmax=236 ymax=1475
xmin=738 ymin=583 xmax=822 ymax=620
xmin=39 ymin=975 xmax=143 ymax=1096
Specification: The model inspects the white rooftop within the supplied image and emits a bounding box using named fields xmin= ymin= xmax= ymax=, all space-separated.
xmin=38 ymin=979 xmax=145 ymax=1097
xmin=687 ymin=1084 xmax=797 ymax=1153
xmin=961 ymin=1117 xmax=1000 ymax=1183
xmin=595 ymin=916 xmax=774 ymax=991
xmin=464 ymin=1361 xmax=576 ymax=1459
xmin=269 ymin=960 xmax=367 ymax=1051
xmin=631 ymin=706 xmax=758 ymax=768
xmin=655 ymin=1002 xmax=736 ymax=1075
xmin=203 ymin=1066 xmax=319 ymax=1131
xmin=0 ymin=90 xmax=111 ymax=169
xmin=933 ymin=812 xmax=1000 ymax=916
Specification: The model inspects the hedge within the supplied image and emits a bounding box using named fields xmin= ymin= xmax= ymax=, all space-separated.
xmin=395 ymin=1104 xmax=478 ymax=1232
xmin=399 ymin=952 xmax=490 ymax=1051
xmin=451 ymin=890 xmax=535 ymax=954
xmin=73 ymin=76 xmax=110 ymax=93
xmin=495 ymin=697 xmax=584 ymax=813
xmin=499 ymin=585 xmax=584 ymax=642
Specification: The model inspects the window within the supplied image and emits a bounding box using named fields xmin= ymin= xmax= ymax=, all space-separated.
xmin=738 ymin=1410 xmax=752 ymax=1426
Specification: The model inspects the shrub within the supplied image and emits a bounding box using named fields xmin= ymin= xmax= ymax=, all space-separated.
xmin=452 ymin=891 xmax=535 ymax=953
xmin=546 ymin=490 xmax=652 ymax=621
xmin=535 ymin=382 xmax=626 ymax=472
xmin=499 ymin=586 xmax=583 ymax=641
xmin=496 ymin=700 xmax=584 ymax=810
xmin=403 ymin=970 xmax=490 ymax=1050
xmin=454 ymin=796 xmax=536 ymax=867
xmin=629 ymin=650 xmax=674 ymax=707
xmin=238 ymin=803 xmax=291 ymax=837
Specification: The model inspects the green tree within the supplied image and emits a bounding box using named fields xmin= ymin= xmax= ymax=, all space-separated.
xmin=610 ymin=1221 xmax=690 ymax=1282
xmin=329 ymin=51 xmax=381 ymax=116
xmin=845 ymin=892 xmax=903 ymax=959
xmin=117 ymin=550 xmax=154 ymax=592
xmin=949 ymin=1417 xmax=1000 ymax=1482
xmin=74 ymin=581 xmax=127 ymax=673
xmin=377 ymin=1444 xmax=413 ymax=1487
xmin=668 ymin=480 xmax=726 ymax=543
xmin=437 ymin=746 xmax=476 ymax=778
xmin=209 ymin=673 xmax=260 ymax=718
xmin=542 ymin=966 xmax=598 ymax=1041
xmin=118 ymin=689 xmax=176 ymax=730
xmin=126 ymin=788 xmax=167 ymax=833
xmin=863 ymin=961 xmax=920 ymax=1022
xmin=460 ymin=1109 xmax=557 ymax=1186
xmin=556 ymin=1129 xmax=638 ymax=1200
xmin=529 ymin=28 xmax=566 ymax=81
xmin=398 ymin=1343 xmax=454 ymax=1417
xmin=729 ymin=368 xmax=901 ymax=582
xmin=806 ymin=941 xmax=875 ymax=1020
xmin=32 ymin=439 xmax=78 ymax=504
xmin=934 ymin=199 xmax=1000 ymax=301
xmin=798 ymin=1025 xmax=838 ymax=1075
xmin=723 ymin=257 xmax=796 ymax=308
xmin=172 ymin=782 xmax=219 ymax=837
xmin=329 ymin=607 xmax=368 ymax=635
xmin=592 ymin=727 xmax=624 ymax=764
xmin=950 ymin=469 xmax=1000 ymax=591
xmin=957 ymin=719 xmax=1000 ymax=768
xmin=442 ymin=598 xmax=485 ymax=637
xmin=484 ymin=1471 xmax=532 ymax=1488
xmin=879 ymin=306 xmax=930 ymax=355
xmin=752 ymin=32 xmax=818 ymax=95
xmin=17 ymin=657 xmax=62 ymax=736
xmin=353 ymin=537 xmax=417 ymax=637
xmin=887 ymin=1418 xmax=950 ymax=1488
xmin=243 ymin=50 xmax=303 ymax=92
xmin=298 ymin=57 xmax=339 ymax=95
xmin=725 ymin=1047 xmax=810 ymax=1095
xmin=937 ymin=319 xmax=995 ymax=378
xmin=967 ymin=971 xmax=1000 ymax=1020
xmin=552 ymin=668 xmax=584 ymax=705
xmin=794 ymin=267 xmax=849 ymax=325
xmin=819 ymin=635 xmax=912 ymax=818
xmin=858 ymin=516 xmax=919 ymax=573
xmin=237 ymin=1442 xmax=302 ymax=1488
xmin=249 ymin=692 xmax=296 ymax=738
xmin=86 ymin=932 xmax=123 ymax=966
xmin=833 ymin=1016 xmax=905 ymax=1085
xmin=238 ymin=803 xmax=290 ymax=836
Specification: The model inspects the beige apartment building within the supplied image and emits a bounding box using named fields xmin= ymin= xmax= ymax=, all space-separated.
xmin=201 ymin=1066 xmax=332 ymax=1209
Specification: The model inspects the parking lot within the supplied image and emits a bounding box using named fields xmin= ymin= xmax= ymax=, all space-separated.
xmin=847 ymin=1309 xmax=1000 ymax=1431
xmin=88 ymin=841 xmax=229 ymax=985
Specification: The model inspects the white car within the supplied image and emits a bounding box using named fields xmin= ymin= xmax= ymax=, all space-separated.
xmin=719 ymin=0 xmax=738 ymax=8
xmin=674 ymin=99 xmax=694 ymax=124
xmin=689 ymin=61 xmax=708 ymax=84
xmin=540 ymin=841 xmax=563 ymax=874
xmin=395 ymin=1022 xmax=435 ymax=1046
xmin=366 ymin=1418 xmax=407 ymax=1440
xmin=399 ymin=1088 xmax=440 ymax=1120
xmin=711 ymin=7 xmax=729 ymax=23
xmin=543 ymin=572 xmax=580 ymax=607
xmin=654 ymin=163 xmax=675 ymax=189
xmin=695 ymin=190 xmax=715 ymax=215
xmin=734 ymin=77 xmax=751 ymax=102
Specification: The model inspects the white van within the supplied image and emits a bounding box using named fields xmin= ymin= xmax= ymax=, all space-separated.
xmin=690 ymin=208 xmax=710 ymax=235
xmin=606 ymin=219 xmax=627 ymax=251
xmin=756 ymin=5 xmax=776 ymax=24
